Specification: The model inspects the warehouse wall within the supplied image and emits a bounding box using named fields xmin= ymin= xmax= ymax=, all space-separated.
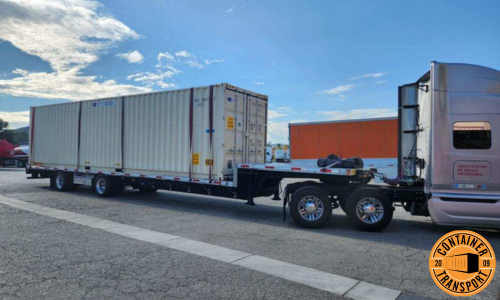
xmin=290 ymin=118 xmax=398 ymax=159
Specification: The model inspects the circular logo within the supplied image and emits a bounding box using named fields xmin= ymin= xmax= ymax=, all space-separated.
xmin=429 ymin=230 xmax=496 ymax=296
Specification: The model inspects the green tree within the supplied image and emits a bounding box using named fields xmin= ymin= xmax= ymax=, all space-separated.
xmin=0 ymin=118 xmax=8 ymax=132
xmin=0 ymin=118 xmax=28 ymax=145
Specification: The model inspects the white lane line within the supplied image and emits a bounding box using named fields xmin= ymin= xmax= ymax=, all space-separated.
xmin=233 ymin=255 xmax=358 ymax=295
xmin=158 ymin=237 xmax=252 ymax=263
xmin=345 ymin=281 xmax=402 ymax=300
xmin=0 ymin=195 xmax=401 ymax=300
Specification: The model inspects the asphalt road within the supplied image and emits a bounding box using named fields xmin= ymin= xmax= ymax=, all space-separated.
xmin=0 ymin=168 xmax=498 ymax=300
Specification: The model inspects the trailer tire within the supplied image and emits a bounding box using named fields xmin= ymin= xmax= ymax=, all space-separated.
xmin=94 ymin=175 xmax=114 ymax=197
xmin=290 ymin=186 xmax=332 ymax=229
xmin=346 ymin=189 xmax=393 ymax=232
xmin=54 ymin=171 xmax=74 ymax=191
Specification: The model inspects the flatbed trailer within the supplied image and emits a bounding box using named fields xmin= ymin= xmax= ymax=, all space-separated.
xmin=27 ymin=162 xmax=426 ymax=231
xmin=25 ymin=62 xmax=500 ymax=231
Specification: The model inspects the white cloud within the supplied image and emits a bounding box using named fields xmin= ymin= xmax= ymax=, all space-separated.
xmin=315 ymin=108 xmax=397 ymax=120
xmin=0 ymin=68 xmax=150 ymax=100
xmin=0 ymin=0 xmax=139 ymax=72
xmin=158 ymin=52 xmax=175 ymax=62
xmin=268 ymin=110 xmax=287 ymax=119
xmin=156 ymin=52 xmax=176 ymax=68
xmin=0 ymin=0 xmax=148 ymax=100
xmin=350 ymin=72 xmax=386 ymax=80
xmin=0 ymin=111 xmax=30 ymax=129
xmin=268 ymin=106 xmax=294 ymax=120
xmin=126 ymin=66 xmax=180 ymax=89
xmin=204 ymin=59 xmax=225 ymax=65
xmin=175 ymin=50 xmax=195 ymax=58
xmin=226 ymin=5 xmax=236 ymax=13
xmin=252 ymin=81 xmax=265 ymax=86
xmin=184 ymin=60 xmax=205 ymax=69
xmin=116 ymin=50 xmax=144 ymax=64
xmin=268 ymin=119 xmax=308 ymax=144
xmin=318 ymin=84 xmax=355 ymax=95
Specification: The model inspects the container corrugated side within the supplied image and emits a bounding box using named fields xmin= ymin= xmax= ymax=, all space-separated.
xmin=30 ymin=103 xmax=80 ymax=168
xmin=29 ymin=83 xmax=267 ymax=181
xmin=123 ymin=88 xmax=194 ymax=177
xmin=79 ymin=97 xmax=123 ymax=171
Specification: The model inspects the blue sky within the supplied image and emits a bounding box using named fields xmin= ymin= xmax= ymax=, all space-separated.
xmin=0 ymin=0 xmax=499 ymax=143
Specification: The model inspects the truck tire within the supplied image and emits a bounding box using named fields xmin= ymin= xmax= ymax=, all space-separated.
xmin=290 ymin=186 xmax=332 ymax=229
xmin=346 ymin=189 xmax=393 ymax=232
xmin=54 ymin=171 xmax=74 ymax=191
xmin=94 ymin=175 xmax=114 ymax=197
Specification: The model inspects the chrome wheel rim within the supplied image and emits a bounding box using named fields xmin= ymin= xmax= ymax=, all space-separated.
xmin=96 ymin=177 xmax=107 ymax=194
xmin=298 ymin=196 xmax=324 ymax=221
xmin=356 ymin=197 xmax=384 ymax=224
xmin=56 ymin=173 xmax=65 ymax=189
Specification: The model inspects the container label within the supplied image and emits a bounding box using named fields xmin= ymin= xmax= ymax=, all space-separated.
xmin=205 ymin=159 xmax=213 ymax=166
xmin=227 ymin=116 xmax=234 ymax=130
xmin=92 ymin=100 xmax=115 ymax=107
xmin=192 ymin=153 xmax=199 ymax=165
xmin=453 ymin=161 xmax=491 ymax=182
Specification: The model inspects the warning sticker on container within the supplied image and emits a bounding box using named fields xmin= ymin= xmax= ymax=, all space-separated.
xmin=192 ymin=153 xmax=200 ymax=165
xmin=227 ymin=116 xmax=234 ymax=130
xmin=205 ymin=159 xmax=213 ymax=166
xmin=453 ymin=161 xmax=491 ymax=182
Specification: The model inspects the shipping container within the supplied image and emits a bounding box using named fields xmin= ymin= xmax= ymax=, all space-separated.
xmin=30 ymin=83 xmax=268 ymax=181
xmin=289 ymin=117 xmax=398 ymax=177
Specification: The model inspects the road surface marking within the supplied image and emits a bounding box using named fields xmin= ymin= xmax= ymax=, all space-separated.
xmin=0 ymin=195 xmax=401 ymax=300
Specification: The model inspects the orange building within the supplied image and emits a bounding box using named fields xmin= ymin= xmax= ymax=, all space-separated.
xmin=289 ymin=117 xmax=398 ymax=160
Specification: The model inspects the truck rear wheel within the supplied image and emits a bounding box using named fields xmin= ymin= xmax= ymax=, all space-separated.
xmin=290 ymin=186 xmax=332 ymax=229
xmin=94 ymin=175 xmax=114 ymax=197
xmin=346 ymin=189 xmax=393 ymax=232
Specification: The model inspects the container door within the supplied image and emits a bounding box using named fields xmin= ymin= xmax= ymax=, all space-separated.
xmin=223 ymin=89 xmax=246 ymax=175
xmin=246 ymin=95 xmax=266 ymax=164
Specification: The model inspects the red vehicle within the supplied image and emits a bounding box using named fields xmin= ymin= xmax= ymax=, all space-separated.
xmin=0 ymin=140 xmax=28 ymax=168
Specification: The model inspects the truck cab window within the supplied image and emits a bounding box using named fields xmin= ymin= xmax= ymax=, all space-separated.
xmin=453 ymin=122 xmax=491 ymax=149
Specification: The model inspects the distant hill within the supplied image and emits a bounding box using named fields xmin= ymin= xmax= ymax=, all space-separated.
xmin=13 ymin=126 xmax=29 ymax=133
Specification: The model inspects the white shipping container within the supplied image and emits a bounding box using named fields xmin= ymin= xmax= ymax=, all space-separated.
xmin=30 ymin=83 xmax=268 ymax=180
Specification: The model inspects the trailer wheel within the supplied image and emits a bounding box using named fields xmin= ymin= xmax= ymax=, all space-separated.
xmin=346 ymin=189 xmax=393 ymax=232
xmin=290 ymin=186 xmax=332 ymax=229
xmin=54 ymin=171 xmax=74 ymax=191
xmin=94 ymin=175 xmax=114 ymax=197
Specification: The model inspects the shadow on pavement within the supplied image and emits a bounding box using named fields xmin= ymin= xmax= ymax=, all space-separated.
xmin=35 ymin=184 xmax=499 ymax=252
